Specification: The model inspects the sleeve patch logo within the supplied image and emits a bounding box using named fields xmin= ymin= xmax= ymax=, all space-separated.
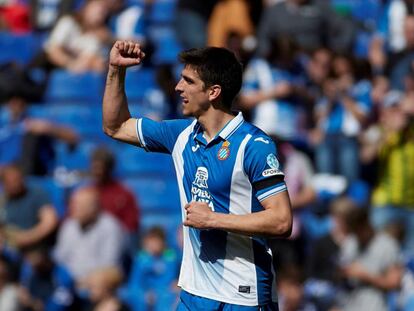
xmin=263 ymin=153 xmax=283 ymax=177
xmin=266 ymin=153 xmax=279 ymax=169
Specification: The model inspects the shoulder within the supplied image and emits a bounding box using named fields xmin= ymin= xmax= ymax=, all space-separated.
xmin=100 ymin=213 xmax=124 ymax=230
xmin=242 ymin=123 xmax=276 ymax=151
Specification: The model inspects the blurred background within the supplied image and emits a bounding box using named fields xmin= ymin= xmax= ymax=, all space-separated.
xmin=0 ymin=0 xmax=413 ymax=310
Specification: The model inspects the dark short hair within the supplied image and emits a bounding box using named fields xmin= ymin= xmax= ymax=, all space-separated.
xmin=345 ymin=208 xmax=370 ymax=233
xmin=145 ymin=226 xmax=166 ymax=242
xmin=178 ymin=47 xmax=243 ymax=109
xmin=91 ymin=147 xmax=115 ymax=171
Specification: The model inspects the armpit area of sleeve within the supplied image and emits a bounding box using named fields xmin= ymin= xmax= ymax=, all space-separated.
xmin=135 ymin=118 xmax=148 ymax=150
xmin=256 ymin=181 xmax=287 ymax=202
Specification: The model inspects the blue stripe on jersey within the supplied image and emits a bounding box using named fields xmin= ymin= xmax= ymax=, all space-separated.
xmin=252 ymin=239 xmax=273 ymax=305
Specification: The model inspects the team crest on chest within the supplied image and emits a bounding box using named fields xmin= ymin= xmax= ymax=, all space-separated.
xmin=217 ymin=141 xmax=230 ymax=160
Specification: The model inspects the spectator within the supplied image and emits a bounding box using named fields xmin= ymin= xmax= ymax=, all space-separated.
xmin=207 ymin=0 xmax=254 ymax=48
xmin=43 ymin=0 xmax=110 ymax=73
xmin=370 ymin=15 xmax=414 ymax=90
xmin=313 ymin=55 xmax=371 ymax=182
xmin=103 ymin=0 xmax=146 ymax=43
xmin=239 ymin=37 xmax=308 ymax=140
xmin=379 ymin=0 xmax=414 ymax=53
xmin=0 ymin=96 xmax=79 ymax=176
xmin=0 ymin=256 xmax=19 ymax=311
xmin=175 ymin=0 xmax=218 ymax=49
xmin=270 ymin=136 xmax=316 ymax=266
xmin=53 ymin=187 xmax=126 ymax=284
xmin=18 ymin=245 xmax=76 ymax=311
xmin=121 ymin=227 xmax=179 ymax=311
xmin=306 ymin=196 xmax=357 ymax=311
xmin=0 ymin=0 xmax=30 ymax=33
xmin=29 ymin=0 xmax=76 ymax=32
xmin=277 ymin=264 xmax=317 ymax=311
xmin=339 ymin=208 xmax=403 ymax=311
xmin=0 ymin=164 xmax=58 ymax=253
xmin=86 ymin=267 xmax=129 ymax=311
xmin=360 ymin=90 xmax=414 ymax=253
xmin=90 ymin=147 xmax=139 ymax=234
xmin=256 ymin=0 xmax=355 ymax=56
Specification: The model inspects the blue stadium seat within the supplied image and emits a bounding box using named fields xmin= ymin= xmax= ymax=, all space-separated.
xmin=148 ymin=0 xmax=177 ymax=24
xmin=125 ymin=68 xmax=157 ymax=100
xmin=28 ymin=103 xmax=104 ymax=138
xmin=0 ymin=32 xmax=44 ymax=65
xmin=54 ymin=140 xmax=98 ymax=172
xmin=149 ymin=26 xmax=182 ymax=65
xmin=124 ymin=176 xmax=180 ymax=213
xmin=26 ymin=176 xmax=67 ymax=218
xmin=45 ymin=70 xmax=105 ymax=102
xmin=115 ymin=145 xmax=175 ymax=176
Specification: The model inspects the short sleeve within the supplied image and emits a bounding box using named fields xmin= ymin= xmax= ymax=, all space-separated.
xmin=244 ymin=136 xmax=287 ymax=202
xmin=137 ymin=118 xmax=193 ymax=154
xmin=46 ymin=16 xmax=77 ymax=47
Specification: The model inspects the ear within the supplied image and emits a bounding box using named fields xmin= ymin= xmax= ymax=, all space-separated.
xmin=208 ymin=85 xmax=222 ymax=102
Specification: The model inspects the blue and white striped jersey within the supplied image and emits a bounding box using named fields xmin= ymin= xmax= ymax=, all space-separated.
xmin=136 ymin=112 xmax=287 ymax=306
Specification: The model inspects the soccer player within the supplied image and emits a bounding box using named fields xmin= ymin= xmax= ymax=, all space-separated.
xmin=103 ymin=40 xmax=293 ymax=310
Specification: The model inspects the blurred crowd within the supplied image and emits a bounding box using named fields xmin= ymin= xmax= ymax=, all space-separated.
xmin=0 ymin=0 xmax=414 ymax=310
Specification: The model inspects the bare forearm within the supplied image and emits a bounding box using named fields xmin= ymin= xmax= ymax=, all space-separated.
xmin=211 ymin=208 xmax=292 ymax=238
xmin=358 ymin=269 xmax=402 ymax=290
xmin=45 ymin=46 xmax=74 ymax=68
xmin=102 ymin=66 xmax=131 ymax=135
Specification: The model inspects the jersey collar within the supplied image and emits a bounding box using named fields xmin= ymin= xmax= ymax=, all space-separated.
xmin=193 ymin=112 xmax=244 ymax=145
xmin=217 ymin=111 xmax=244 ymax=140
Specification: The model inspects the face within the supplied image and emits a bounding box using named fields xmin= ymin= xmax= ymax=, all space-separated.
xmin=308 ymin=49 xmax=331 ymax=84
xmin=1 ymin=166 xmax=25 ymax=197
xmin=175 ymin=66 xmax=211 ymax=117
xmin=70 ymin=189 xmax=100 ymax=225
xmin=91 ymin=160 xmax=110 ymax=183
xmin=143 ymin=235 xmax=165 ymax=256
xmin=404 ymin=16 xmax=414 ymax=49
xmin=82 ymin=0 xmax=108 ymax=29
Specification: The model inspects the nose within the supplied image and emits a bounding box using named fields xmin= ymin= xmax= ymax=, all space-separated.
xmin=175 ymin=78 xmax=183 ymax=92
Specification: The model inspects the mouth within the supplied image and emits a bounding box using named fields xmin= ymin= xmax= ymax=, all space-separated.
xmin=181 ymin=96 xmax=189 ymax=105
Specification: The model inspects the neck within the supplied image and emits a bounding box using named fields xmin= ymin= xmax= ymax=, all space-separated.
xmin=197 ymin=108 xmax=235 ymax=143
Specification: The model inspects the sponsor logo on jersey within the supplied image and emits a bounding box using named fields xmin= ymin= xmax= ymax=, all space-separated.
xmin=254 ymin=137 xmax=270 ymax=144
xmin=262 ymin=168 xmax=282 ymax=177
xmin=217 ymin=141 xmax=230 ymax=160
xmin=191 ymin=167 xmax=214 ymax=209
xmin=192 ymin=143 xmax=200 ymax=152
xmin=263 ymin=153 xmax=282 ymax=176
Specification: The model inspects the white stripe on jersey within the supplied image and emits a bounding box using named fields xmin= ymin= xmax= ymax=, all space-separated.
xmin=172 ymin=120 xmax=197 ymax=293
xmin=257 ymin=184 xmax=287 ymax=201
xmin=222 ymin=134 xmax=259 ymax=305
xmin=136 ymin=118 xmax=147 ymax=149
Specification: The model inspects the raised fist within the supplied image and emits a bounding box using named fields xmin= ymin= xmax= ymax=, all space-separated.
xmin=109 ymin=40 xmax=145 ymax=68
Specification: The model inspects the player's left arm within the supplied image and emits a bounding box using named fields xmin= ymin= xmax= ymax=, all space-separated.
xmin=184 ymin=191 xmax=292 ymax=238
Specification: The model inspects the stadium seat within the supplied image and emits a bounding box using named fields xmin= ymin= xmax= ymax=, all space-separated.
xmin=149 ymin=26 xmax=182 ymax=65
xmin=54 ymin=140 xmax=98 ymax=172
xmin=28 ymin=103 xmax=103 ymax=137
xmin=0 ymin=32 xmax=45 ymax=65
xmin=26 ymin=176 xmax=67 ymax=218
xmin=45 ymin=70 xmax=105 ymax=102
xmin=124 ymin=175 xmax=180 ymax=213
xmin=148 ymin=0 xmax=177 ymax=25
xmin=115 ymin=145 xmax=175 ymax=176
xmin=125 ymin=67 xmax=157 ymax=100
